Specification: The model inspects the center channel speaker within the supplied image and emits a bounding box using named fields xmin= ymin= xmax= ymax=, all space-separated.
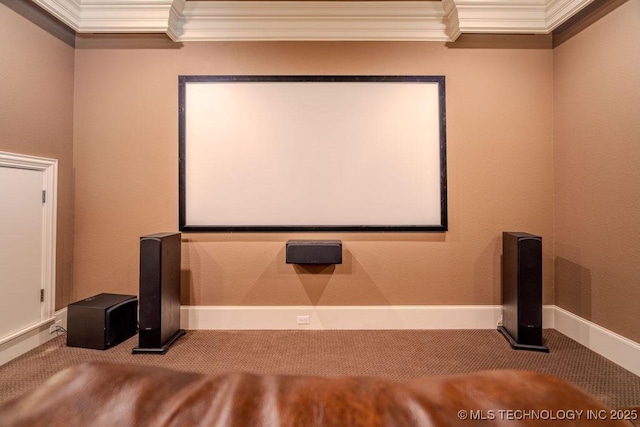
xmin=498 ymin=232 xmax=548 ymax=352
xmin=286 ymin=240 xmax=342 ymax=265
xmin=133 ymin=232 xmax=185 ymax=354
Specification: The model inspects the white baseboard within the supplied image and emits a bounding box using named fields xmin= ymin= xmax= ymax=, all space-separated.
xmin=181 ymin=305 xmax=504 ymax=330
xmin=181 ymin=304 xmax=557 ymax=330
xmin=551 ymin=306 xmax=640 ymax=377
xmin=0 ymin=308 xmax=67 ymax=366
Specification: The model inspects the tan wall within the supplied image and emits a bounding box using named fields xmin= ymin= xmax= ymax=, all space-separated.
xmin=554 ymin=0 xmax=640 ymax=342
xmin=0 ymin=2 xmax=75 ymax=310
xmin=72 ymin=38 xmax=554 ymax=308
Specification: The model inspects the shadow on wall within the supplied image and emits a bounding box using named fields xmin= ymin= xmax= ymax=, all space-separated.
xmin=554 ymin=256 xmax=592 ymax=320
xmin=241 ymin=248 xmax=390 ymax=306
xmin=0 ymin=0 xmax=75 ymax=46
xmin=474 ymin=236 xmax=502 ymax=305
xmin=293 ymin=263 xmax=336 ymax=305
xmin=179 ymin=238 xmax=223 ymax=306
xmin=292 ymin=250 xmax=354 ymax=306
xmin=180 ymin=269 xmax=192 ymax=305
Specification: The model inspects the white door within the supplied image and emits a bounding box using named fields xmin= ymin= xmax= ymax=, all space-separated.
xmin=0 ymin=166 xmax=44 ymax=339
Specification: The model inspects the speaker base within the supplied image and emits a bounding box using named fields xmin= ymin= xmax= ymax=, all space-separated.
xmin=498 ymin=326 xmax=549 ymax=353
xmin=132 ymin=329 xmax=186 ymax=355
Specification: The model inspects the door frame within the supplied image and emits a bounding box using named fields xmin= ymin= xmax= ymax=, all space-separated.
xmin=0 ymin=151 xmax=57 ymax=344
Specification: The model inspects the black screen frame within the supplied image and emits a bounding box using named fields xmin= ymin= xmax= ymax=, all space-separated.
xmin=178 ymin=75 xmax=447 ymax=232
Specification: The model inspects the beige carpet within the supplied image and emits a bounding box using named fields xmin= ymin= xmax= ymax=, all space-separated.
xmin=1 ymin=329 xmax=639 ymax=408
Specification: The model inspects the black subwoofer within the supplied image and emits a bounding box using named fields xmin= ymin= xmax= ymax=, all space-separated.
xmin=498 ymin=232 xmax=548 ymax=352
xmin=133 ymin=232 xmax=185 ymax=354
xmin=67 ymin=293 xmax=137 ymax=350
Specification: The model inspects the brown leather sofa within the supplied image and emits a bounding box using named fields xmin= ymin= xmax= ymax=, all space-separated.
xmin=0 ymin=363 xmax=638 ymax=426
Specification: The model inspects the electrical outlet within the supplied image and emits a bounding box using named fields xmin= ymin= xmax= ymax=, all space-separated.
xmin=49 ymin=319 xmax=62 ymax=334
xmin=297 ymin=315 xmax=310 ymax=325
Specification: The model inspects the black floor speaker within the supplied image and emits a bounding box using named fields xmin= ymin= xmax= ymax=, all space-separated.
xmin=67 ymin=293 xmax=137 ymax=350
xmin=133 ymin=232 xmax=185 ymax=354
xmin=498 ymin=232 xmax=549 ymax=352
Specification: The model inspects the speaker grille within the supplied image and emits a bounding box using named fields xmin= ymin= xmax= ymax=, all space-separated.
xmin=286 ymin=240 xmax=342 ymax=264
xmin=138 ymin=232 xmax=182 ymax=348
xmin=517 ymin=237 xmax=542 ymax=334
xmin=502 ymin=232 xmax=543 ymax=347
xmin=139 ymin=237 xmax=162 ymax=331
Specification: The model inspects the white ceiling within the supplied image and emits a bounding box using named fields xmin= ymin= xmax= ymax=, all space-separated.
xmin=31 ymin=0 xmax=596 ymax=42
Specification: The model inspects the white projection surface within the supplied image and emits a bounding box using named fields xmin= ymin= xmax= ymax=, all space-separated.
xmin=179 ymin=76 xmax=446 ymax=231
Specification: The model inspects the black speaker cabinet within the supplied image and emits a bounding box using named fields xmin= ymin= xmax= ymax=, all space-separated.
xmin=498 ymin=232 xmax=548 ymax=352
xmin=67 ymin=293 xmax=137 ymax=350
xmin=133 ymin=232 xmax=185 ymax=354
xmin=286 ymin=240 xmax=342 ymax=264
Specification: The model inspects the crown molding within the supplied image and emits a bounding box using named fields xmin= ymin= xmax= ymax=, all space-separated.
xmin=30 ymin=0 xmax=597 ymax=42
xmin=169 ymin=1 xmax=448 ymax=41
xmin=451 ymin=0 xmax=596 ymax=34
xmin=452 ymin=0 xmax=547 ymax=34
xmin=31 ymin=0 xmax=81 ymax=30
xmin=545 ymin=0 xmax=597 ymax=31
xmin=77 ymin=0 xmax=173 ymax=33
xmin=31 ymin=0 xmax=173 ymax=32
xmin=441 ymin=0 xmax=461 ymax=41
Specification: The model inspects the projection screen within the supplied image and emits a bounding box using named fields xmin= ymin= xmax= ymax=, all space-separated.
xmin=179 ymin=75 xmax=447 ymax=232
